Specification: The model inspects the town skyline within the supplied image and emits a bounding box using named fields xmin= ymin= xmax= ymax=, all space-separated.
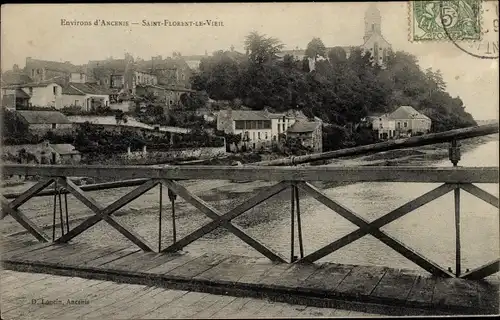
xmin=1 ymin=3 xmax=498 ymax=120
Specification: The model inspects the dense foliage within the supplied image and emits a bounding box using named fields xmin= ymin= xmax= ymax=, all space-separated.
xmin=191 ymin=33 xmax=476 ymax=133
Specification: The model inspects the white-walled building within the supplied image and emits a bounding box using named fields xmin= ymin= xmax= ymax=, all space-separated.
xmin=61 ymin=83 xmax=110 ymax=111
xmin=366 ymin=106 xmax=432 ymax=139
xmin=217 ymin=109 xmax=308 ymax=150
xmin=2 ymin=82 xmax=63 ymax=109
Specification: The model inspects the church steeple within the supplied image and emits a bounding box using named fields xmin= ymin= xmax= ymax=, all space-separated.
xmin=364 ymin=3 xmax=382 ymax=43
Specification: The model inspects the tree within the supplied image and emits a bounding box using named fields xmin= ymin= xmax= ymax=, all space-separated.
xmin=305 ymin=38 xmax=326 ymax=62
xmin=180 ymin=91 xmax=209 ymax=111
xmin=327 ymin=47 xmax=348 ymax=65
xmin=244 ymin=31 xmax=284 ymax=65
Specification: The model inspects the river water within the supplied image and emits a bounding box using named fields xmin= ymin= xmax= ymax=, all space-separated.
xmin=2 ymin=139 xmax=499 ymax=274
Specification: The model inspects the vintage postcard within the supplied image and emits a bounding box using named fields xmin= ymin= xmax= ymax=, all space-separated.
xmin=1 ymin=2 xmax=498 ymax=319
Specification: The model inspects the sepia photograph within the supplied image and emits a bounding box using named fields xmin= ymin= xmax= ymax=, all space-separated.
xmin=0 ymin=1 xmax=499 ymax=318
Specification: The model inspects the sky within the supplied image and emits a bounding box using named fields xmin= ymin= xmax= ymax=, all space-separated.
xmin=1 ymin=2 xmax=498 ymax=120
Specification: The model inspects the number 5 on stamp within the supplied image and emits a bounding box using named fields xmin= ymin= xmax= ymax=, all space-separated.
xmin=410 ymin=0 xmax=482 ymax=41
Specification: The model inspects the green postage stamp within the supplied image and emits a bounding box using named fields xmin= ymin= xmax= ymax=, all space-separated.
xmin=410 ymin=0 xmax=482 ymax=41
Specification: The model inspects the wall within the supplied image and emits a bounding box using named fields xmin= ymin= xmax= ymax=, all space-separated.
xmin=109 ymin=101 xmax=133 ymax=112
xmin=134 ymin=71 xmax=158 ymax=86
xmin=25 ymin=84 xmax=63 ymax=109
xmin=29 ymin=123 xmax=74 ymax=136
xmin=62 ymin=94 xmax=86 ymax=107
xmin=217 ymin=110 xmax=234 ymax=134
xmin=234 ymin=128 xmax=273 ymax=146
xmin=273 ymin=117 xmax=296 ymax=138
xmin=90 ymin=146 xmax=227 ymax=165
xmin=410 ymin=119 xmax=431 ymax=133
xmin=70 ymin=73 xmax=87 ymax=83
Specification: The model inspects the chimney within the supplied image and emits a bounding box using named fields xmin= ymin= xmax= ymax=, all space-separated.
xmin=13 ymin=64 xmax=19 ymax=72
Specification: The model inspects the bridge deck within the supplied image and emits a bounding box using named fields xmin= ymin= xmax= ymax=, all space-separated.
xmin=2 ymin=270 xmax=384 ymax=319
xmin=1 ymin=238 xmax=499 ymax=316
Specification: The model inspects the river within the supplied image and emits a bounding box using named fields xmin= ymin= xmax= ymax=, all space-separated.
xmin=2 ymin=139 xmax=498 ymax=274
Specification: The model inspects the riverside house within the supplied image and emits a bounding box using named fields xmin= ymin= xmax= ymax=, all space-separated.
xmin=366 ymin=106 xmax=432 ymax=139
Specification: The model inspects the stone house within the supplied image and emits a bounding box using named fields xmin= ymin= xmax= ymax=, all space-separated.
xmin=135 ymin=55 xmax=193 ymax=88
xmin=287 ymin=119 xmax=323 ymax=153
xmin=390 ymin=106 xmax=432 ymax=137
xmin=24 ymin=57 xmax=86 ymax=86
xmin=2 ymin=141 xmax=81 ymax=165
xmin=1 ymin=87 xmax=30 ymax=109
xmin=217 ymin=108 xmax=308 ymax=151
xmin=365 ymin=106 xmax=432 ymax=139
xmin=16 ymin=110 xmax=73 ymax=136
xmin=2 ymin=82 xmax=63 ymax=109
xmin=62 ymin=82 xmax=111 ymax=111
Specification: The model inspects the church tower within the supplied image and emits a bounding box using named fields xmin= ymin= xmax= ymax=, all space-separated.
xmin=363 ymin=3 xmax=382 ymax=43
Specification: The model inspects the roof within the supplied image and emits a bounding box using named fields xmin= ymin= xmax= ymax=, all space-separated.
xmin=68 ymin=82 xmax=110 ymax=95
xmin=26 ymin=58 xmax=83 ymax=73
xmin=15 ymin=89 xmax=30 ymax=99
xmin=1 ymin=71 xmax=33 ymax=85
xmin=62 ymin=85 xmax=85 ymax=95
xmin=17 ymin=110 xmax=71 ymax=124
xmin=50 ymin=144 xmax=79 ymax=155
xmin=287 ymin=121 xmax=321 ymax=133
xmin=389 ymin=106 xmax=430 ymax=120
xmin=2 ymin=81 xmax=60 ymax=89
xmin=136 ymin=57 xmax=191 ymax=73
xmin=221 ymin=110 xmax=270 ymax=121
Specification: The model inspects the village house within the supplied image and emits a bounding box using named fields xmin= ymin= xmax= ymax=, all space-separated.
xmin=135 ymin=84 xmax=197 ymax=114
xmin=366 ymin=106 xmax=432 ymax=139
xmin=391 ymin=105 xmax=432 ymax=137
xmin=217 ymin=108 xmax=310 ymax=151
xmin=2 ymin=141 xmax=81 ymax=165
xmin=61 ymin=82 xmax=111 ymax=111
xmin=135 ymin=54 xmax=193 ymax=88
xmin=1 ymin=87 xmax=30 ymax=110
xmin=16 ymin=110 xmax=73 ymax=136
xmin=287 ymin=119 xmax=323 ymax=153
xmin=24 ymin=57 xmax=86 ymax=86
xmin=2 ymin=82 xmax=63 ymax=109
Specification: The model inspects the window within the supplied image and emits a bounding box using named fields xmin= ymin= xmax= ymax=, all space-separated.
xmin=169 ymin=100 xmax=173 ymax=105
xmin=282 ymin=124 xmax=285 ymax=131
xmin=404 ymin=122 xmax=408 ymax=128
xmin=235 ymin=121 xmax=244 ymax=129
xmin=53 ymin=86 xmax=57 ymax=95
xmin=265 ymin=132 xmax=268 ymax=140
xmin=252 ymin=132 xmax=255 ymax=140
xmin=80 ymin=74 xmax=83 ymax=80
xmin=31 ymin=69 xmax=35 ymax=77
xmin=74 ymin=100 xmax=79 ymax=105
xmin=29 ymin=88 xmax=33 ymax=95
xmin=51 ymin=124 xmax=56 ymax=129
xmin=372 ymin=23 xmax=375 ymax=31
xmin=37 ymin=69 xmax=42 ymax=75
xmin=258 ymin=132 xmax=261 ymax=140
